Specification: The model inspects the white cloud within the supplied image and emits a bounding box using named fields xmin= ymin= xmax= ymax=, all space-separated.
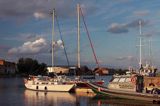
xmin=107 ymin=23 xmax=128 ymax=33
xmin=116 ymin=56 xmax=134 ymax=61
xmin=33 ymin=12 xmax=48 ymax=19
xmin=107 ymin=19 xmax=149 ymax=34
xmin=8 ymin=38 xmax=47 ymax=55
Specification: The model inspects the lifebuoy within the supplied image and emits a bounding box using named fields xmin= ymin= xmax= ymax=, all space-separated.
xmin=131 ymin=76 xmax=136 ymax=84
xmin=98 ymin=87 xmax=101 ymax=91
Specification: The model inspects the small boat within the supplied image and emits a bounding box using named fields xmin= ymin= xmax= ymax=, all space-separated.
xmin=87 ymin=72 xmax=160 ymax=102
xmin=74 ymin=79 xmax=104 ymax=94
xmin=63 ymin=74 xmax=104 ymax=93
xmin=24 ymin=75 xmax=75 ymax=92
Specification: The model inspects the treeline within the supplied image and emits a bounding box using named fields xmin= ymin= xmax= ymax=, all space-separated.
xmin=68 ymin=66 xmax=128 ymax=76
xmin=16 ymin=58 xmax=48 ymax=76
xmin=16 ymin=58 xmax=129 ymax=76
xmin=108 ymin=68 xmax=128 ymax=75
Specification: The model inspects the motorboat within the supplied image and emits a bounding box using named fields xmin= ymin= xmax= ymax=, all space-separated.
xmin=87 ymin=71 xmax=160 ymax=103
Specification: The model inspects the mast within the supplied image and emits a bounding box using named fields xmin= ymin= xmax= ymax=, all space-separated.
xmin=148 ymin=38 xmax=152 ymax=65
xmin=139 ymin=20 xmax=142 ymax=69
xmin=79 ymin=6 xmax=100 ymax=68
xmin=77 ymin=4 xmax=80 ymax=68
xmin=52 ymin=9 xmax=55 ymax=72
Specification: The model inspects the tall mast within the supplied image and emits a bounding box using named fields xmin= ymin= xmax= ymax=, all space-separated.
xmin=77 ymin=4 xmax=80 ymax=68
xmin=139 ymin=20 xmax=142 ymax=68
xmin=148 ymin=38 xmax=152 ymax=65
xmin=52 ymin=9 xmax=55 ymax=72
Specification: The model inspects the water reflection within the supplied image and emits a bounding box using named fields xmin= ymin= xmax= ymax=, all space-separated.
xmin=76 ymin=92 xmax=96 ymax=97
xmin=25 ymin=90 xmax=157 ymax=106
xmin=24 ymin=90 xmax=76 ymax=106
xmin=89 ymin=96 xmax=159 ymax=106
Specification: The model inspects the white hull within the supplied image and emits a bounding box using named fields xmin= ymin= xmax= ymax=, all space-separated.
xmin=24 ymin=77 xmax=75 ymax=92
xmin=25 ymin=83 xmax=74 ymax=92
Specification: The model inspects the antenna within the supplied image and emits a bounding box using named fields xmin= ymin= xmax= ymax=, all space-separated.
xmin=52 ymin=9 xmax=55 ymax=73
xmin=139 ymin=20 xmax=143 ymax=69
xmin=77 ymin=4 xmax=80 ymax=68
xmin=148 ymin=37 xmax=152 ymax=66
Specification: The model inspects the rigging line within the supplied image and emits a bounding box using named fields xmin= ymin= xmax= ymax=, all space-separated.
xmin=54 ymin=11 xmax=70 ymax=67
xmin=79 ymin=6 xmax=99 ymax=68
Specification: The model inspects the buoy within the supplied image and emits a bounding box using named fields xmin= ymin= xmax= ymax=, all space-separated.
xmin=131 ymin=76 xmax=136 ymax=84
xmin=98 ymin=87 xmax=101 ymax=91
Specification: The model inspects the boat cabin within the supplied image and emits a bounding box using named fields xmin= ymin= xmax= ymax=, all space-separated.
xmin=108 ymin=74 xmax=144 ymax=92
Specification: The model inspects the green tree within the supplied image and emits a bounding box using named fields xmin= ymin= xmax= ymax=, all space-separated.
xmin=17 ymin=58 xmax=47 ymax=76
xmin=36 ymin=63 xmax=48 ymax=76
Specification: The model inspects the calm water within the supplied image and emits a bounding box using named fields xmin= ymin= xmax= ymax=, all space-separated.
xmin=0 ymin=76 xmax=159 ymax=106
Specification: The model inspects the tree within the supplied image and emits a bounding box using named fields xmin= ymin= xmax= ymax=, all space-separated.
xmin=17 ymin=58 xmax=48 ymax=76
xmin=36 ymin=63 xmax=48 ymax=76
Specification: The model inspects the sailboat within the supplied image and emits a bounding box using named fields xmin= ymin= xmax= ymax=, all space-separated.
xmin=24 ymin=9 xmax=75 ymax=92
xmin=138 ymin=21 xmax=157 ymax=76
xmin=74 ymin=4 xmax=104 ymax=94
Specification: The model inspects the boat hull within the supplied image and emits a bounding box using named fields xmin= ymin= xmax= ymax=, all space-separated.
xmin=87 ymin=82 xmax=160 ymax=102
xmin=25 ymin=83 xmax=75 ymax=92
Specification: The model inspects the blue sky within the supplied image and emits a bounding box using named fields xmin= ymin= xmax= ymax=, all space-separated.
xmin=1 ymin=0 xmax=160 ymax=69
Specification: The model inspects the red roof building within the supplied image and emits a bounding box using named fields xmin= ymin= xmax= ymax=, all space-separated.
xmin=0 ymin=59 xmax=16 ymax=74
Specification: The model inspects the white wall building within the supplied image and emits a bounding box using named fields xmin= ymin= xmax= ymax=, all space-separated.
xmin=47 ymin=66 xmax=69 ymax=74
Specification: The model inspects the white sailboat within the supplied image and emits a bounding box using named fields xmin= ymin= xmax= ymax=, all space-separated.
xmin=74 ymin=4 xmax=104 ymax=94
xmin=24 ymin=75 xmax=74 ymax=92
xmin=24 ymin=9 xmax=75 ymax=92
xmin=138 ymin=20 xmax=157 ymax=76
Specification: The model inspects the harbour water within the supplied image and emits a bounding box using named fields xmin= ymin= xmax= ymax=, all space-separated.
xmin=0 ymin=76 xmax=158 ymax=106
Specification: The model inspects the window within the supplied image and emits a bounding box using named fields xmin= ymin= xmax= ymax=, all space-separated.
xmin=119 ymin=78 xmax=126 ymax=82
xmin=125 ymin=78 xmax=131 ymax=82
xmin=112 ymin=78 xmax=120 ymax=82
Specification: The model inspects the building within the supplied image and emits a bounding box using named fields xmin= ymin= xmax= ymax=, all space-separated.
xmin=0 ymin=59 xmax=16 ymax=74
xmin=94 ymin=67 xmax=109 ymax=75
xmin=47 ymin=66 xmax=69 ymax=74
